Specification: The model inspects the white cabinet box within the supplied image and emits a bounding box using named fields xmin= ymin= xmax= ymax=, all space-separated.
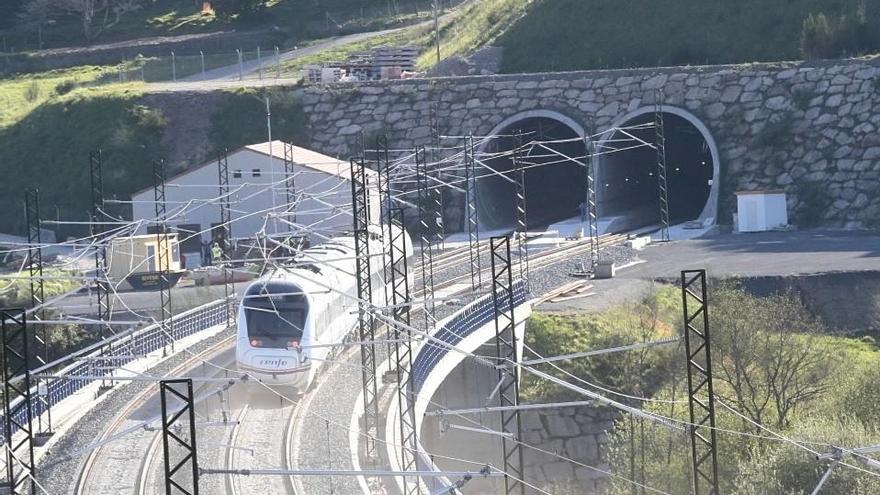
xmin=735 ymin=190 xmax=788 ymax=232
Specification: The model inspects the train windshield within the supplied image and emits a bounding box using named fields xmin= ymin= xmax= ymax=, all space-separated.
xmin=244 ymin=291 xmax=308 ymax=349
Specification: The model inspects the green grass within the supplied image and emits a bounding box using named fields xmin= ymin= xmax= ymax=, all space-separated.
xmin=417 ymin=0 xmax=535 ymax=69
xmin=0 ymin=83 xmax=161 ymax=237
xmin=2 ymin=0 xmax=447 ymax=53
xmin=0 ymin=64 xmax=141 ymax=129
xmin=0 ymin=268 xmax=83 ymax=307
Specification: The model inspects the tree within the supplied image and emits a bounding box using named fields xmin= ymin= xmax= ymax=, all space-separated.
xmin=209 ymin=0 xmax=265 ymax=21
xmin=712 ymin=286 xmax=834 ymax=429
xmin=21 ymin=0 xmax=144 ymax=41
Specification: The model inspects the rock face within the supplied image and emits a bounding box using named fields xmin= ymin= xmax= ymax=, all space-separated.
xmin=292 ymin=58 xmax=880 ymax=229
xmin=519 ymin=405 xmax=617 ymax=494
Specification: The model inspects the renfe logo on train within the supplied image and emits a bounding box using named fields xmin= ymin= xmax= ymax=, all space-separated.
xmin=259 ymin=359 xmax=289 ymax=367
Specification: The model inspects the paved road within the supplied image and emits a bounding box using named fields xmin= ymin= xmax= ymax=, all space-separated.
xmin=150 ymin=7 xmax=460 ymax=92
xmin=622 ymin=229 xmax=880 ymax=280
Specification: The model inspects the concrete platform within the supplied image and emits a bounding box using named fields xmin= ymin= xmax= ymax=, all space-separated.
xmin=540 ymin=229 xmax=880 ymax=325
xmin=621 ymin=229 xmax=880 ymax=279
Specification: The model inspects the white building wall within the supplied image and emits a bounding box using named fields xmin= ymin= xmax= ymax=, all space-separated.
xmin=131 ymin=147 xmax=378 ymax=265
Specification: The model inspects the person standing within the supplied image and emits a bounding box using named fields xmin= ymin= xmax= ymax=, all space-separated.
xmin=211 ymin=242 xmax=222 ymax=266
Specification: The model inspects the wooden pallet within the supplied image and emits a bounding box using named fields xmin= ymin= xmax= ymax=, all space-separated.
xmin=534 ymin=280 xmax=596 ymax=306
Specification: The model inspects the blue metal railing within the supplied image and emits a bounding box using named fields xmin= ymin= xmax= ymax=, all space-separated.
xmin=0 ymin=298 xmax=230 ymax=443
xmin=410 ymin=280 xmax=526 ymax=393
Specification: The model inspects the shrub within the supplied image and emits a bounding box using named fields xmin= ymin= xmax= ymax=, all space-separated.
xmin=54 ymin=80 xmax=76 ymax=95
xmin=753 ymin=111 xmax=793 ymax=148
xmin=794 ymin=181 xmax=831 ymax=228
xmin=801 ymin=7 xmax=878 ymax=60
xmin=210 ymin=0 xmax=265 ymax=21
xmin=791 ymin=86 xmax=815 ymax=110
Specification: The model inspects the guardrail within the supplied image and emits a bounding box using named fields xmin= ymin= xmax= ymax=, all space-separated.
xmin=1 ymin=298 xmax=232 ymax=443
xmin=410 ymin=279 xmax=526 ymax=394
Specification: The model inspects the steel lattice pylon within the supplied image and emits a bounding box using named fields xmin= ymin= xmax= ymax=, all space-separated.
xmin=429 ymin=103 xmax=445 ymax=247
xmin=25 ymin=189 xmax=52 ymax=437
xmin=282 ymin=141 xmax=297 ymax=228
xmin=388 ymin=207 xmax=419 ymax=494
xmin=655 ymin=91 xmax=671 ymax=242
xmin=160 ymin=379 xmax=199 ymax=495
xmin=350 ymin=158 xmax=379 ymax=459
xmin=90 ymin=150 xmax=114 ymax=392
xmin=1 ymin=309 xmax=35 ymax=495
xmin=154 ymin=160 xmax=174 ymax=355
xmin=681 ymin=270 xmax=720 ymax=495
xmin=464 ymin=134 xmax=482 ymax=290
xmin=490 ymin=237 xmax=525 ymax=495
xmin=512 ymin=134 xmax=529 ymax=292
xmin=217 ymin=150 xmax=235 ymax=326
xmin=376 ymin=135 xmax=396 ymax=379
xmin=584 ymin=137 xmax=601 ymax=269
xmin=415 ymin=146 xmax=436 ymax=330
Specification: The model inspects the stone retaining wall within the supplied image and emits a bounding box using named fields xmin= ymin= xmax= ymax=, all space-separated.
xmin=294 ymin=58 xmax=880 ymax=229
xmin=520 ymin=405 xmax=617 ymax=494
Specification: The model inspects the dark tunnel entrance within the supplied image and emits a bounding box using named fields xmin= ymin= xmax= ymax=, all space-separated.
xmin=598 ymin=112 xmax=714 ymax=230
xmin=476 ymin=116 xmax=587 ymax=230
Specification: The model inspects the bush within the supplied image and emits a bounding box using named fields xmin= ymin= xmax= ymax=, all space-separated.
xmin=54 ymin=80 xmax=76 ymax=95
xmin=753 ymin=111 xmax=793 ymax=148
xmin=734 ymin=417 xmax=880 ymax=494
xmin=210 ymin=0 xmax=265 ymax=21
xmin=794 ymin=181 xmax=831 ymax=228
xmin=801 ymin=8 xmax=878 ymax=60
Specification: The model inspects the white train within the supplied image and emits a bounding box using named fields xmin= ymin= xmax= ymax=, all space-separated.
xmin=235 ymin=224 xmax=412 ymax=389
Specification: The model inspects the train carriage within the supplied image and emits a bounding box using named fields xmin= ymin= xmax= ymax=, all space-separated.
xmin=235 ymin=225 xmax=411 ymax=389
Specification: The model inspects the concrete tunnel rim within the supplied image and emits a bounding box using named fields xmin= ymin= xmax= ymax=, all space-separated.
xmin=596 ymin=105 xmax=721 ymax=226
xmin=475 ymin=109 xmax=587 ymax=229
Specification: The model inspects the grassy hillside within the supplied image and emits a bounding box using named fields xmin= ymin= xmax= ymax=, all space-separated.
xmin=0 ymin=73 xmax=309 ymax=238
xmin=2 ymin=0 xmax=451 ymax=53
xmin=496 ymin=0 xmax=880 ymax=73
xmin=525 ymin=285 xmax=880 ymax=494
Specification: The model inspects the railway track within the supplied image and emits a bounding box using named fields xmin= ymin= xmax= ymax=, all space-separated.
xmin=75 ymin=336 xmax=238 ymax=495
xmin=419 ymin=233 xmax=628 ymax=296
xmin=74 ymin=231 xmax=629 ymax=494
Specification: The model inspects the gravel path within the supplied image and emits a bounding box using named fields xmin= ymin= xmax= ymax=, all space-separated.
xmin=291 ymin=335 xmax=390 ymax=495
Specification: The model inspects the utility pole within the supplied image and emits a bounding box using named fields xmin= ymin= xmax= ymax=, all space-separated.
xmin=433 ymin=1 xmax=441 ymax=63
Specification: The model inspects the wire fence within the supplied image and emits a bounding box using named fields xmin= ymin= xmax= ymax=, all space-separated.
xmin=0 ymin=297 xmax=230 ymax=446
xmin=103 ymin=46 xmax=293 ymax=84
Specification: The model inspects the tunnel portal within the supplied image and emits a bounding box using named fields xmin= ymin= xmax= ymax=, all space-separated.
xmin=476 ymin=116 xmax=587 ymax=231
xmin=473 ymin=110 xmax=716 ymax=233
xmin=598 ymin=112 xmax=714 ymax=229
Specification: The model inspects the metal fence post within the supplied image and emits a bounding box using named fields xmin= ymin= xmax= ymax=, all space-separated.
xmin=171 ymin=51 xmax=176 ymax=82
xmin=200 ymin=50 xmax=205 ymax=81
